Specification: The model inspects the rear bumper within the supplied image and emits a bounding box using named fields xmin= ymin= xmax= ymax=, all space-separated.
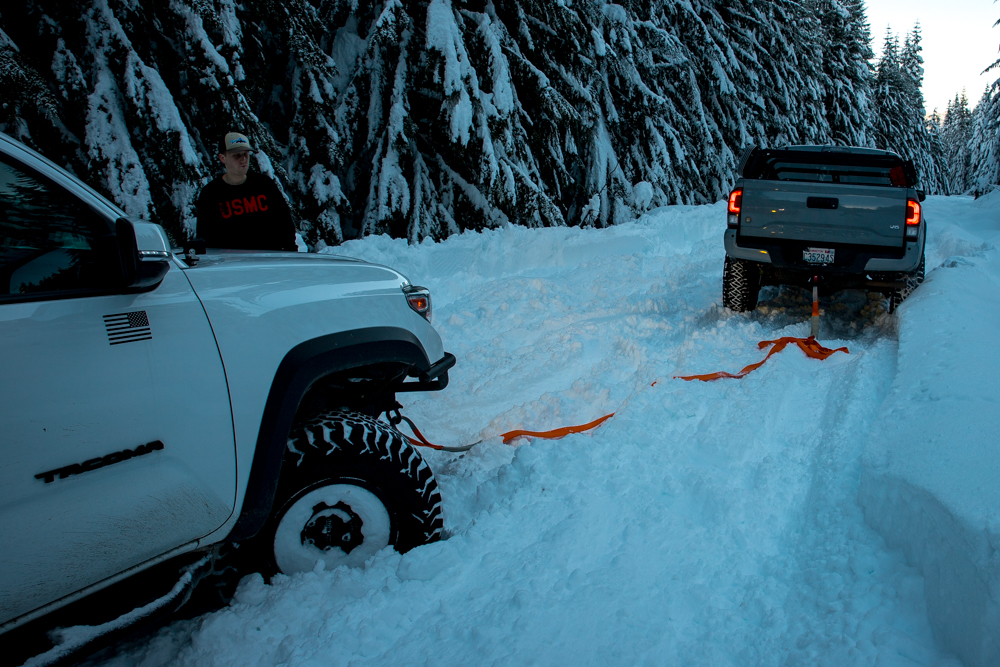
xmin=724 ymin=229 xmax=923 ymax=274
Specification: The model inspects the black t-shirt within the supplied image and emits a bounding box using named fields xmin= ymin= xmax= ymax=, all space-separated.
xmin=195 ymin=173 xmax=297 ymax=251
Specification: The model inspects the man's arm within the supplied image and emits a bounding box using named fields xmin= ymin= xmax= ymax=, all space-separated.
xmin=264 ymin=178 xmax=298 ymax=251
xmin=195 ymin=180 xmax=220 ymax=247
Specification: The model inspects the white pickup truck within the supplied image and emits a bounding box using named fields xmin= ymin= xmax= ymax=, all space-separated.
xmin=0 ymin=132 xmax=455 ymax=664
xmin=722 ymin=145 xmax=927 ymax=313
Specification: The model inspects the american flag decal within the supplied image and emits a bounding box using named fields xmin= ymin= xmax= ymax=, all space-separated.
xmin=104 ymin=311 xmax=152 ymax=345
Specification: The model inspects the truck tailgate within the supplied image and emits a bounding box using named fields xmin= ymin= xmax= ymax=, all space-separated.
xmin=740 ymin=181 xmax=907 ymax=247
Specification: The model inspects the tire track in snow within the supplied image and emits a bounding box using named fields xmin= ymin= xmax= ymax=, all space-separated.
xmin=766 ymin=339 xmax=945 ymax=666
xmin=410 ymin=228 xmax=951 ymax=664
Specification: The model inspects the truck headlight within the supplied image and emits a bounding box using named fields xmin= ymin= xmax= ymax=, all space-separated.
xmin=402 ymin=285 xmax=432 ymax=322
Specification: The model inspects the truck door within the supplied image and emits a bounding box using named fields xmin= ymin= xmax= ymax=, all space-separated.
xmin=0 ymin=154 xmax=236 ymax=626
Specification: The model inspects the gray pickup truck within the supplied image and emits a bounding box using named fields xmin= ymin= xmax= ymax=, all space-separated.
xmin=722 ymin=145 xmax=926 ymax=313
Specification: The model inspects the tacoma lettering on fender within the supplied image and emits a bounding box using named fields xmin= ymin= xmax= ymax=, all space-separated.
xmin=0 ymin=131 xmax=455 ymax=664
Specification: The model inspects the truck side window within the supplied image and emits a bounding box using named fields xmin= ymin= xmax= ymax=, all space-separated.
xmin=0 ymin=157 xmax=116 ymax=299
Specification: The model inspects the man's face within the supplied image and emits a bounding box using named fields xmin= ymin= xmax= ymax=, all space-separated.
xmin=219 ymin=150 xmax=250 ymax=178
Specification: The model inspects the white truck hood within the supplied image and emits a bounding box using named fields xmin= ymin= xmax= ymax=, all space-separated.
xmin=179 ymin=251 xmax=412 ymax=313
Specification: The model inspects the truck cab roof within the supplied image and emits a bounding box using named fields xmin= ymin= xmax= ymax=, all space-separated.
xmin=779 ymin=145 xmax=900 ymax=158
xmin=740 ymin=145 xmax=916 ymax=187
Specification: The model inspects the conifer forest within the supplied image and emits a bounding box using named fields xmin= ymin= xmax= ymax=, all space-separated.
xmin=0 ymin=1 xmax=997 ymax=248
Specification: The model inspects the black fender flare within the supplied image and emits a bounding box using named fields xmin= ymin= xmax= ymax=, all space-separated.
xmin=228 ymin=327 xmax=432 ymax=541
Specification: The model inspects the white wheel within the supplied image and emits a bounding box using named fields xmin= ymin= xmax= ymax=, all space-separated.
xmin=251 ymin=411 xmax=444 ymax=577
xmin=272 ymin=483 xmax=391 ymax=573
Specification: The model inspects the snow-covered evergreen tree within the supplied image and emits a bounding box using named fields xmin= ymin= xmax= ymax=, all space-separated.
xmin=812 ymin=0 xmax=873 ymax=146
xmin=966 ymin=11 xmax=1000 ymax=197
xmin=941 ymin=91 xmax=974 ymax=193
xmin=968 ymin=88 xmax=1000 ymax=196
xmin=872 ymin=32 xmax=910 ymax=154
xmin=0 ymin=2 xmax=230 ymax=241
xmin=0 ymin=24 xmax=78 ymax=166
xmin=871 ymin=25 xmax=947 ymax=193
xmin=0 ymin=0 xmax=896 ymax=244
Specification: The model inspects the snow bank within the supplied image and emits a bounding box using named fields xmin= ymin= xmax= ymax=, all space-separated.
xmin=860 ymin=193 xmax=1000 ymax=667
xmin=329 ymin=202 xmax=721 ymax=312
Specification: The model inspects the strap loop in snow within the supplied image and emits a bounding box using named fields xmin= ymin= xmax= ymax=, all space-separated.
xmin=674 ymin=336 xmax=849 ymax=382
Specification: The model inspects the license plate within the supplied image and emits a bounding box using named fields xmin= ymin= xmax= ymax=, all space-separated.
xmin=803 ymin=247 xmax=835 ymax=264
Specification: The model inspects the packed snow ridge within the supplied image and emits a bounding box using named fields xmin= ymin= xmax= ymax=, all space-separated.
xmin=96 ymin=193 xmax=1000 ymax=667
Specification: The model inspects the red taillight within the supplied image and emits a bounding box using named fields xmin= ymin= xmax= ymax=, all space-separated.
xmin=728 ymin=188 xmax=743 ymax=214
xmin=905 ymin=198 xmax=921 ymax=226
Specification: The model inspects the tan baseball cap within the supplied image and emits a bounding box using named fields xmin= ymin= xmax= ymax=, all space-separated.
xmin=221 ymin=132 xmax=254 ymax=153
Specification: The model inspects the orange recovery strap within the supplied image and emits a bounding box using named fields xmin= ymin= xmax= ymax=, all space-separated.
xmin=395 ymin=411 xmax=616 ymax=451
xmin=674 ymin=336 xmax=849 ymax=382
xmin=399 ymin=336 xmax=846 ymax=449
xmin=501 ymin=413 xmax=615 ymax=444
xmin=398 ymin=416 xmax=456 ymax=451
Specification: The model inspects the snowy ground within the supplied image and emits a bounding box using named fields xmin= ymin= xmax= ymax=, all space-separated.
xmin=91 ymin=193 xmax=999 ymax=667
xmin=859 ymin=193 xmax=1000 ymax=667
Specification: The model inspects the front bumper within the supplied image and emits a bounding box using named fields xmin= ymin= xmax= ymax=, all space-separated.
xmin=396 ymin=351 xmax=456 ymax=392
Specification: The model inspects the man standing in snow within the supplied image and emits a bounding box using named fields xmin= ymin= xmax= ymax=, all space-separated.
xmin=195 ymin=132 xmax=298 ymax=251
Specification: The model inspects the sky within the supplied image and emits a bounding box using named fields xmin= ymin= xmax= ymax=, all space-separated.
xmin=865 ymin=0 xmax=998 ymax=115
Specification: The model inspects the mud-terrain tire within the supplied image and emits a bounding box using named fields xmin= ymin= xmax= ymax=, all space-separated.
xmin=888 ymin=254 xmax=925 ymax=314
xmin=255 ymin=410 xmax=443 ymax=575
xmin=722 ymin=256 xmax=761 ymax=312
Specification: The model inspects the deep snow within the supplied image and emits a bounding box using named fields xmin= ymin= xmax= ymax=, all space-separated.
xmin=859 ymin=193 xmax=1000 ymax=667
xmin=90 ymin=193 xmax=1000 ymax=667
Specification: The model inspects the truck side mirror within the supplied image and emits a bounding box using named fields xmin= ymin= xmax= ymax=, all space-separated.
xmin=116 ymin=218 xmax=171 ymax=290
xmin=185 ymin=238 xmax=207 ymax=255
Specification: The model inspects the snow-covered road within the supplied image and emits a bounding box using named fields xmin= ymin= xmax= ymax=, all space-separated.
xmin=94 ymin=194 xmax=1000 ymax=667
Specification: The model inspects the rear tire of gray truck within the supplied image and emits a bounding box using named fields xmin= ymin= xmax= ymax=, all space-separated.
xmin=723 ymin=256 xmax=761 ymax=313
xmin=888 ymin=254 xmax=925 ymax=314
xmin=254 ymin=410 xmax=444 ymax=575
